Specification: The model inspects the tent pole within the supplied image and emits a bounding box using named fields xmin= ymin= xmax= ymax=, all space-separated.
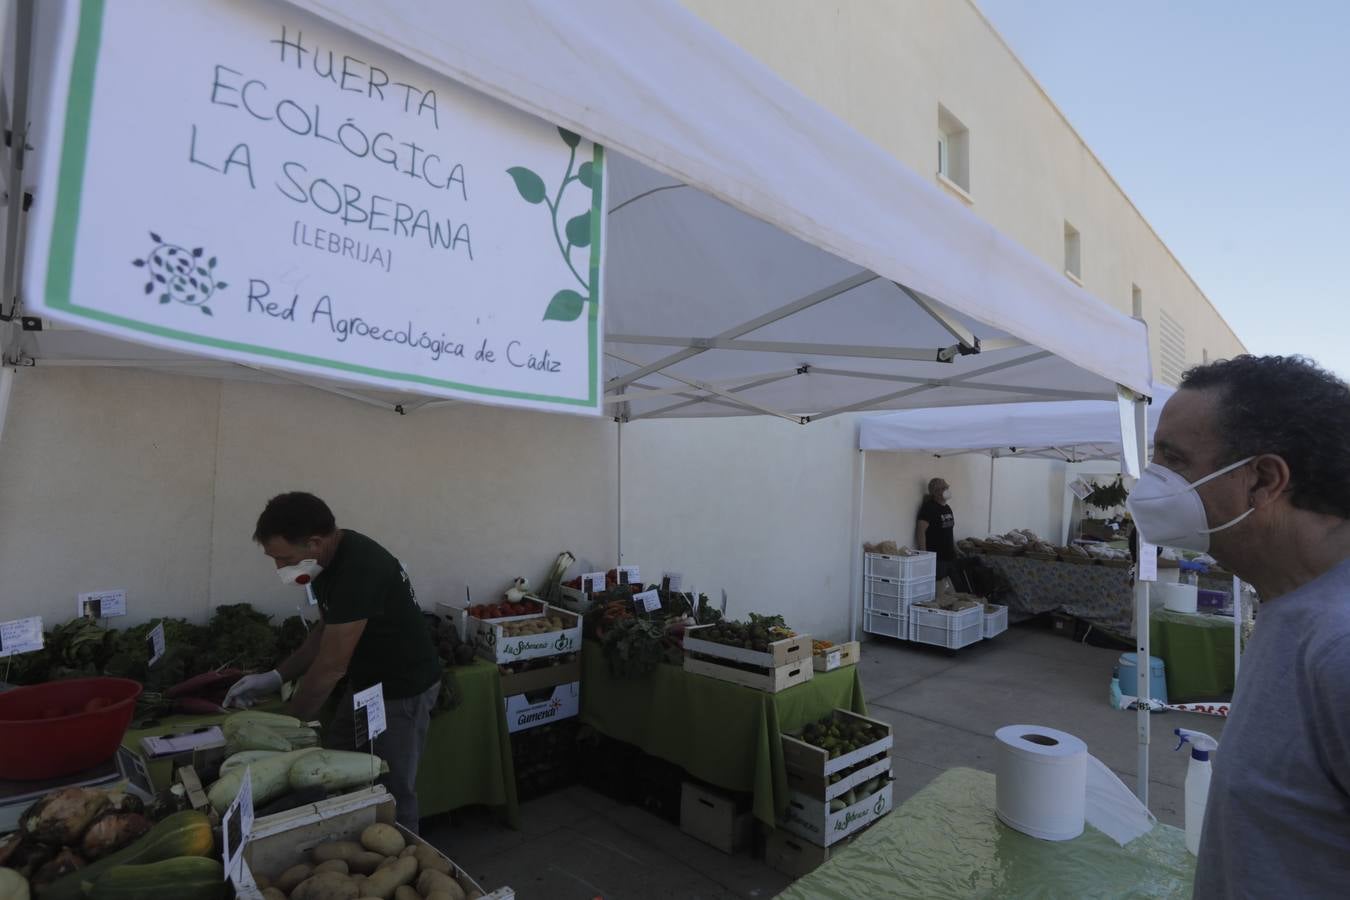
xmin=849 ymin=450 xmax=866 ymax=642
xmin=987 ymin=452 xmax=996 ymax=534
xmin=0 ymin=366 xmax=14 ymax=448
xmin=1131 ymin=395 xmax=1151 ymax=806
xmin=616 ymin=418 xmax=624 ymax=565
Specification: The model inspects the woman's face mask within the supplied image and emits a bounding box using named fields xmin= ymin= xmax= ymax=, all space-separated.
xmin=1126 ymin=456 xmax=1255 ymax=552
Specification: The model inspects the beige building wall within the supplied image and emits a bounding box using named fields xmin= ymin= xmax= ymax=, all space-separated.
xmin=680 ymin=0 xmax=1246 ymax=382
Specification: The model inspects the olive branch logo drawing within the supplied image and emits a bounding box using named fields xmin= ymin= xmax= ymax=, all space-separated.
xmin=506 ymin=128 xmax=594 ymax=322
xmin=132 ymin=232 xmax=227 ymax=316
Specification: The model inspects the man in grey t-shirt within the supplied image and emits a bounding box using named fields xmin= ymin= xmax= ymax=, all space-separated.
xmin=1134 ymin=356 xmax=1350 ymax=899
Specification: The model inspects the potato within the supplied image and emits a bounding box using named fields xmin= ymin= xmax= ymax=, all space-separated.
xmin=360 ymin=823 xmax=406 ymax=857
xmin=377 ymin=855 xmax=400 ymax=870
xmin=361 ymin=855 xmax=418 ymax=899
xmin=351 ymin=874 xmax=367 ymax=893
xmin=417 ymin=869 xmax=463 ymax=899
xmin=394 ymin=886 xmax=420 ymax=900
xmin=262 ymin=889 xmax=287 ymax=900
xmin=313 ymin=840 xmax=365 ymax=863
xmin=426 ymin=893 xmax=454 ymax=900
xmin=256 ymin=874 xmax=273 ymax=891
xmin=315 ymin=859 xmax=350 ymax=876
xmin=349 ymin=851 xmax=386 ymax=874
xmin=413 ymin=844 xmax=451 ymax=875
xmin=291 ymin=871 xmax=360 ymax=900
xmin=278 ymin=863 xmax=315 ymax=893
xmin=399 ymin=844 xmax=418 ymax=858
xmin=465 ymin=891 xmax=484 ymax=900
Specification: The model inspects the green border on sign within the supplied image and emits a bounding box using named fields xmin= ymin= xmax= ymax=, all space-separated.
xmin=46 ymin=0 xmax=602 ymax=409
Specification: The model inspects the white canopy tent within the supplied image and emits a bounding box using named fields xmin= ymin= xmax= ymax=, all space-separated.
xmin=1 ymin=0 xmax=1158 ymax=797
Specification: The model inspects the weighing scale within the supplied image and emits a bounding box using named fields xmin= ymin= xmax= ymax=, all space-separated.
xmin=0 ymin=746 xmax=155 ymax=833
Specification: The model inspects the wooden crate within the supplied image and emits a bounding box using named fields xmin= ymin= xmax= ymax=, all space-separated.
xmin=765 ymin=825 xmax=863 ymax=879
xmin=683 ymin=624 xmax=812 ymax=668
xmin=786 ymin=752 xmax=891 ymax=802
xmin=683 ymin=654 xmax=813 ymax=693
xmin=812 ymin=641 xmax=860 ymax=672
xmin=782 ymin=709 xmax=893 ymax=779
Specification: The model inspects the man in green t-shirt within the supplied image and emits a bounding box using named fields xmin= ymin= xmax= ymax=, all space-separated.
xmin=223 ymin=492 xmax=442 ymax=833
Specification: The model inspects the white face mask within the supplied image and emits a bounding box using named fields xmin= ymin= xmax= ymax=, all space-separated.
xmin=941 ymin=490 xmax=952 ymax=504
xmin=277 ymin=559 xmax=323 ymax=586
xmin=1126 ymin=456 xmax=1256 ymax=552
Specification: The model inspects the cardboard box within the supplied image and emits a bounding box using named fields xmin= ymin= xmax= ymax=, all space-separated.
xmin=812 ymin=640 xmax=860 ymax=672
xmin=683 ymin=654 xmax=813 ymax=693
xmin=499 ymin=656 xmax=582 ymax=697
xmin=782 ymin=709 xmax=893 ymax=779
xmin=684 ymin=624 xmax=812 ymax=668
xmin=680 ymin=781 xmax=753 ymax=854
xmin=468 ymin=604 xmax=582 ymax=664
xmin=504 ymin=681 xmax=580 ymax=734
xmin=246 ymin=787 xmax=512 ymax=898
xmin=765 ymin=826 xmax=862 ymax=879
xmin=781 ymin=781 xmax=893 ymax=847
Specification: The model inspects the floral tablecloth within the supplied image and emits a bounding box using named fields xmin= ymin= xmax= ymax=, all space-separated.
xmin=971 ymin=554 xmax=1135 ymax=635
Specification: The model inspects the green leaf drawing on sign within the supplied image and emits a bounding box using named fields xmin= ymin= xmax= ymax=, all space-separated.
xmin=544 ymin=290 xmax=586 ymax=322
xmin=159 ymin=294 xmax=171 ymax=304
xmin=565 ymin=211 xmax=592 ymax=248
xmin=507 ymin=128 xmax=597 ymax=321
xmin=201 ymin=307 xmax=213 ymax=316
xmin=506 ymin=166 xmax=547 ymax=204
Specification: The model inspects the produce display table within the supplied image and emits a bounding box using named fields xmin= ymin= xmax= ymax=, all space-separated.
xmin=579 ymin=642 xmax=867 ymax=826
xmin=970 ymin=553 xmax=1136 ymax=635
xmin=1149 ymin=609 xmax=1236 ymax=702
xmin=121 ymin=659 xmax=519 ymax=827
xmin=776 ymin=767 xmax=1194 ymax=899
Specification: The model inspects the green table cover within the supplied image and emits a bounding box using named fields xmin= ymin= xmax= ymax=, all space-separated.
xmin=777 ymin=767 xmax=1194 ymax=899
xmin=579 ymin=642 xmax=867 ymax=826
xmin=1150 ymin=609 xmax=1235 ymax=702
xmin=122 ymin=659 xmax=519 ymax=827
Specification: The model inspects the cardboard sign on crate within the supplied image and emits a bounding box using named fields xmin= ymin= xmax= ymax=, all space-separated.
xmin=812 ymin=641 xmax=860 ymax=672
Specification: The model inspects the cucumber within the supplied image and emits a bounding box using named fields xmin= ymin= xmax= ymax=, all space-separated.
xmin=87 ymin=855 xmax=225 ymax=900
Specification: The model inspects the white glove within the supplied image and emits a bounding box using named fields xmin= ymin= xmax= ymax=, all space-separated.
xmin=222 ymin=669 xmax=283 ymax=709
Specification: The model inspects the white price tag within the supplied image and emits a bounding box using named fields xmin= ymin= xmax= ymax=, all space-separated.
xmin=661 ymin=571 xmax=684 ymax=593
xmin=78 ymin=590 xmax=127 ymax=618
xmin=825 ymin=649 xmax=842 ymax=669
xmin=581 ymin=572 xmax=606 ymax=594
xmin=1138 ymin=540 xmax=1158 ymax=582
xmin=147 ymin=622 xmax=166 ymax=667
xmin=0 ymin=617 xmax=44 ymax=658
xmin=230 ymin=861 xmax=265 ymax=900
xmin=222 ymin=766 xmax=254 ymax=882
xmin=617 ymin=565 xmax=640 ymax=586
xmin=353 ymin=683 xmax=387 ymax=747
xmin=633 ymin=590 xmax=662 ymax=614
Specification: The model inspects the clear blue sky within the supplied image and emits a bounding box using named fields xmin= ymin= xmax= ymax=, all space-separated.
xmin=977 ymin=0 xmax=1350 ymax=379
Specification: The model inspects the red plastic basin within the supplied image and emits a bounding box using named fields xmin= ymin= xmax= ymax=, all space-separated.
xmin=0 ymin=677 xmax=142 ymax=780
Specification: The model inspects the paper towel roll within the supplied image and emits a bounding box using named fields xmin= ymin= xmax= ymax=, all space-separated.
xmin=1161 ymin=582 xmax=1198 ymax=614
xmin=995 ymin=725 xmax=1087 ymax=841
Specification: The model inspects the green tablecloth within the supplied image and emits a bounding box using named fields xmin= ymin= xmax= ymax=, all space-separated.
xmin=777 ymin=767 xmax=1194 ymax=899
xmin=1150 ymin=609 xmax=1235 ymax=702
xmin=579 ymin=643 xmax=867 ymax=826
xmin=122 ymin=660 xmax=518 ymax=827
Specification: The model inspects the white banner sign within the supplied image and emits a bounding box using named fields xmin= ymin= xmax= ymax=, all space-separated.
xmin=28 ymin=0 xmax=605 ymax=414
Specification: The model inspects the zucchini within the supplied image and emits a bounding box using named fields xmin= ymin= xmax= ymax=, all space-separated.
xmin=218 ymin=749 xmax=281 ymax=776
xmin=87 ymin=856 xmax=224 ymax=900
xmin=288 ymin=750 xmax=389 ymax=793
xmin=208 ymin=747 xmax=319 ymax=814
xmin=224 ymin=720 xmax=293 ymax=754
xmin=38 ymin=810 xmax=213 ymax=900
xmin=221 ymin=710 xmax=302 ymax=731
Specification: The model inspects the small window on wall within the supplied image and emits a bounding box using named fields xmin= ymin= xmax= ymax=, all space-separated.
xmin=1064 ymin=222 xmax=1082 ymax=283
xmin=1159 ymin=309 xmax=1187 ymax=386
xmin=1131 ymin=284 xmax=1143 ymax=318
xmin=937 ymin=105 xmax=970 ymax=195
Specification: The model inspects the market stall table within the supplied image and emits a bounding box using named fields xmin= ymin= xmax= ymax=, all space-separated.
xmin=1149 ymin=609 xmax=1236 ymax=702
xmin=579 ymin=643 xmax=866 ymax=826
xmin=970 ymin=553 xmax=1135 ymax=635
xmin=121 ymin=659 xmax=519 ymax=827
xmin=776 ymin=767 xmax=1194 ymax=899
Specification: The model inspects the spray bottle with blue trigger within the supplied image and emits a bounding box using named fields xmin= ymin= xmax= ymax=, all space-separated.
xmin=1175 ymin=728 xmax=1219 ymax=855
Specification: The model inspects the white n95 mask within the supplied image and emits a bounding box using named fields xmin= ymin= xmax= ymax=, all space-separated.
xmin=1126 ymin=457 xmax=1255 ymax=552
xmin=277 ymin=559 xmax=323 ymax=586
